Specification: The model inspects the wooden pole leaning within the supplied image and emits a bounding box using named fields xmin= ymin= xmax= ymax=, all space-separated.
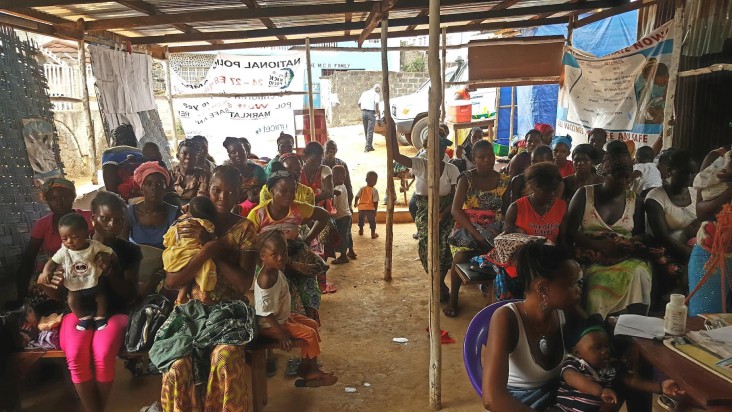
xmin=381 ymin=15 xmax=396 ymax=282
xmin=427 ymin=0 xmax=442 ymax=409
xmin=164 ymin=49 xmax=178 ymax=146
xmin=440 ymin=27 xmax=447 ymax=123
xmin=662 ymin=1 xmax=684 ymax=150
xmin=76 ymin=18 xmax=97 ymax=184
xmin=305 ymin=38 xmax=316 ymax=143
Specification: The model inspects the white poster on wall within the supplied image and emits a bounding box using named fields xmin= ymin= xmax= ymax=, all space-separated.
xmin=172 ymin=52 xmax=306 ymax=162
xmin=556 ymin=21 xmax=675 ymax=149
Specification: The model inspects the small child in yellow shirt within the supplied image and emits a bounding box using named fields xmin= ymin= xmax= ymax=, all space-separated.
xmin=354 ymin=171 xmax=379 ymax=239
xmin=163 ymin=196 xmax=217 ymax=303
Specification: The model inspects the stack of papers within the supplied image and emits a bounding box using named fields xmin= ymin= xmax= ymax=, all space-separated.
xmin=614 ymin=314 xmax=665 ymax=340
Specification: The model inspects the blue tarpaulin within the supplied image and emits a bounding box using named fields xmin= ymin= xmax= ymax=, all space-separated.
xmin=515 ymin=11 xmax=638 ymax=138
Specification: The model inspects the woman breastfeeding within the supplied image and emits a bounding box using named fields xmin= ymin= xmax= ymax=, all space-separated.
xmin=482 ymin=242 xmax=582 ymax=411
xmin=565 ymin=140 xmax=651 ymax=318
xmin=444 ymin=140 xmax=506 ymax=317
xmin=40 ymin=191 xmax=141 ymax=412
xmin=248 ymin=161 xmax=332 ymax=321
xmin=161 ymin=165 xmax=258 ymax=411
xmin=122 ymin=161 xmax=180 ymax=250
xmin=223 ymin=136 xmax=266 ymax=203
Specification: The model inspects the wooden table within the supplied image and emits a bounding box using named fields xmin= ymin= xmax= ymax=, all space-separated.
xmin=629 ymin=317 xmax=732 ymax=410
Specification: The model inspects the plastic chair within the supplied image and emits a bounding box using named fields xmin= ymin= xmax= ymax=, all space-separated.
xmin=463 ymin=299 xmax=519 ymax=397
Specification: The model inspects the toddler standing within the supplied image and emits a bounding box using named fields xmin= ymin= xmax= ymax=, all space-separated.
xmin=163 ymin=195 xmax=217 ymax=304
xmin=254 ymin=230 xmax=337 ymax=387
xmin=39 ymin=213 xmax=114 ymax=331
xmin=354 ymin=171 xmax=379 ymax=239
xmin=331 ymin=165 xmax=355 ymax=264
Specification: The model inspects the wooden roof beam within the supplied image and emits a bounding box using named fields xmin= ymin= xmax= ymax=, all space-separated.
xmin=570 ymin=0 xmax=658 ymax=29
xmin=1 ymin=7 xmax=69 ymax=24
xmin=169 ymin=16 xmax=569 ymax=53
xmin=358 ymin=0 xmax=399 ymax=46
xmin=405 ymin=9 xmax=427 ymax=32
xmin=0 ymin=0 xmax=107 ymax=8
xmin=116 ymin=0 xmax=222 ymax=45
xmin=345 ymin=0 xmax=354 ymax=36
xmin=240 ymin=0 xmax=287 ymax=41
xmin=468 ymin=0 xmax=521 ymax=25
xmin=0 ymin=12 xmax=82 ymax=39
xmin=132 ymin=0 xmax=623 ymax=45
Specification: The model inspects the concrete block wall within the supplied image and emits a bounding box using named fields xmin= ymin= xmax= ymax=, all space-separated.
xmin=325 ymin=71 xmax=429 ymax=127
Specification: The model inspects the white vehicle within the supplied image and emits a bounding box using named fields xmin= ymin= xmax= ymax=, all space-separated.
xmin=388 ymin=59 xmax=496 ymax=149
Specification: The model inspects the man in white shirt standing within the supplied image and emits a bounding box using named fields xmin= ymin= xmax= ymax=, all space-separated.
xmin=357 ymin=83 xmax=381 ymax=152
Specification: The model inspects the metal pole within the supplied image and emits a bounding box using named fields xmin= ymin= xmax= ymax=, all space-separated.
xmin=76 ymin=18 xmax=97 ymax=185
xmin=305 ymin=38 xmax=316 ymax=143
xmin=427 ymin=0 xmax=442 ymax=409
xmin=381 ymin=15 xmax=395 ymax=282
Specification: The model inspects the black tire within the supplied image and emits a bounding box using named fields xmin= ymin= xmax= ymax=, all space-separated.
xmin=397 ymin=133 xmax=410 ymax=146
xmin=411 ymin=116 xmax=429 ymax=150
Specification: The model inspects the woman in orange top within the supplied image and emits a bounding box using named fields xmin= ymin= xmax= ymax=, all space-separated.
xmin=504 ymin=162 xmax=567 ymax=244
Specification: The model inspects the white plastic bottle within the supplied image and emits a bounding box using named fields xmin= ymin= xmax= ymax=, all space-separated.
xmin=664 ymin=294 xmax=688 ymax=336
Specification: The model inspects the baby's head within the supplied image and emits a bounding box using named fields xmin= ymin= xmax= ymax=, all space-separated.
xmin=332 ymin=165 xmax=346 ymax=186
xmin=142 ymin=142 xmax=163 ymax=161
xmin=366 ymin=171 xmax=378 ymax=187
xmin=570 ymin=321 xmax=611 ymax=369
xmin=635 ymin=145 xmax=655 ymax=164
xmin=256 ymin=230 xmax=288 ymax=270
xmin=188 ymin=196 xmax=217 ymax=223
xmin=58 ymin=213 xmax=89 ymax=251
xmin=531 ymin=145 xmax=554 ymax=165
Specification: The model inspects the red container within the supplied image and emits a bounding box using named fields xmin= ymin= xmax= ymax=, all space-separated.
xmin=447 ymin=102 xmax=472 ymax=123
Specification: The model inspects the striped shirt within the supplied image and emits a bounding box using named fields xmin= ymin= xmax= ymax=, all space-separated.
xmin=556 ymin=355 xmax=621 ymax=412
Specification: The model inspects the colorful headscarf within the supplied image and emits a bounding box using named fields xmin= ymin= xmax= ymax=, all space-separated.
xmin=534 ymin=123 xmax=554 ymax=135
xmin=439 ymin=136 xmax=453 ymax=153
xmin=42 ymin=177 xmax=76 ymax=196
xmin=551 ymin=135 xmax=573 ymax=150
xmin=133 ymin=161 xmax=170 ymax=188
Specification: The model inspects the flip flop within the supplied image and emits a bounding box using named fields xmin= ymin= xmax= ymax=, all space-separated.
xmin=294 ymin=375 xmax=338 ymax=388
xmin=322 ymin=282 xmax=338 ymax=294
xmin=285 ymin=357 xmax=300 ymax=377
xmin=331 ymin=257 xmax=349 ymax=265
xmin=347 ymin=251 xmax=357 ymax=259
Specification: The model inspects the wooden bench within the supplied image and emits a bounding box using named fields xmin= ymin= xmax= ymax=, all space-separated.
xmin=455 ymin=262 xmax=496 ymax=304
xmin=12 ymin=338 xmax=304 ymax=412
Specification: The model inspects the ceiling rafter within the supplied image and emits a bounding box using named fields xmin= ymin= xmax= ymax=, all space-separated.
xmin=0 ymin=0 xmax=106 ymax=7
xmin=468 ymin=0 xmax=521 ymax=25
xmin=405 ymin=9 xmax=427 ymax=32
xmin=344 ymin=0 xmax=354 ymax=36
xmin=169 ymin=16 xmax=569 ymax=53
xmin=128 ymin=0 xmax=623 ymax=45
xmin=115 ymin=0 xmax=222 ymax=45
xmin=240 ymin=0 xmax=287 ymax=41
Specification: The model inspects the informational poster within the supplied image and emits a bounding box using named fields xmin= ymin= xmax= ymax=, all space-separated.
xmin=556 ymin=21 xmax=675 ymax=149
xmin=171 ymin=52 xmax=306 ymax=161
xmin=21 ymin=118 xmax=61 ymax=182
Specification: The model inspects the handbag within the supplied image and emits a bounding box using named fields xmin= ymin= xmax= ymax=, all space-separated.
xmin=124 ymin=294 xmax=173 ymax=353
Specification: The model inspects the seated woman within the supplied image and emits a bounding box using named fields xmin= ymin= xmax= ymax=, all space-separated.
xmin=189 ymin=135 xmax=216 ymax=174
xmin=248 ymin=162 xmax=332 ymax=322
xmin=444 ymin=140 xmax=506 ymax=317
xmin=509 ymin=146 xmax=563 ymax=205
xmin=563 ymin=144 xmax=604 ymax=201
xmin=223 ymin=137 xmax=266 ymax=203
xmin=482 ymin=242 xmax=582 ymax=411
xmin=123 ymin=162 xmax=180 ymax=250
xmin=102 ymin=124 xmax=145 ymax=201
xmin=688 ymin=145 xmax=732 ymax=315
xmin=161 ymin=165 xmax=258 ymax=412
xmin=264 ymin=132 xmax=295 ymax=177
xmin=39 ymin=191 xmax=141 ymax=412
xmin=19 ymin=178 xmax=93 ymax=302
xmin=551 ymin=135 xmax=575 ymax=178
xmin=588 ymin=128 xmax=608 ymax=167
xmin=453 ymin=127 xmax=485 ymax=171
xmin=171 ymin=140 xmax=210 ymax=204
xmin=646 ymin=150 xmax=698 ymax=296
xmin=390 ymin=120 xmax=460 ymax=302
xmin=299 ymin=142 xmax=334 ymax=210
xmin=508 ymin=130 xmax=543 ymax=181
xmin=566 ymin=141 xmax=651 ymax=318
xmin=259 ymin=153 xmax=315 ymax=205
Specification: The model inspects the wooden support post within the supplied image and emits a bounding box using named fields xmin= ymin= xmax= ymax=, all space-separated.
xmin=381 ymin=15 xmax=395 ymax=282
xmin=427 ymin=0 xmax=441 ymax=409
xmin=305 ymin=38 xmax=316 ymax=143
xmin=662 ymin=2 xmax=684 ymax=150
xmin=440 ymin=28 xmax=447 ymax=123
xmin=165 ymin=50 xmax=178 ymax=147
xmin=76 ymin=19 xmax=97 ymax=184
xmin=567 ymin=15 xmax=575 ymax=46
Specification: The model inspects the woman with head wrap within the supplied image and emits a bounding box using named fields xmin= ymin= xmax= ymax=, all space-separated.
xmin=223 ymin=137 xmax=266 ymax=203
xmin=161 ymin=165 xmax=258 ymax=411
xmin=247 ymin=161 xmax=332 ymax=321
xmin=552 ymin=135 xmax=575 ymax=178
xmin=101 ymin=124 xmax=146 ymax=201
xmin=390 ymin=119 xmax=461 ymax=302
xmin=19 ymin=178 xmax=94 ymax=301
xmin=122 ymin=161 xmax=180 ymax=249
xmin=565 ymin=140 xmax=652 ymax=318
xmin=563 ymin=144 xmax=604 ymax=201
xmin=535 ymin=123 xmax=555 ymax=146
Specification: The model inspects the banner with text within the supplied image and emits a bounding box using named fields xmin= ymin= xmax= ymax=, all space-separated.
xmin=556 ymin=21 xmax=674 ymax=149
xmin=171 ymin=52 xmax=306 ymax=162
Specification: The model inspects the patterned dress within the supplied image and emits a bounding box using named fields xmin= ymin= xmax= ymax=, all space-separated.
xmin=448 ymin=170 xmax=506 ymax=255
xmin=170 ymin=165 xmax=211 ymax=202
xmin=160 ymin=218 xmax=256 ymax=412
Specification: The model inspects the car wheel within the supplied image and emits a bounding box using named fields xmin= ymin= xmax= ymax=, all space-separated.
xmin=397 ymin=133 xmax=410 ymax=146
xmin=411 ymin=117 xmax=429 ymax=150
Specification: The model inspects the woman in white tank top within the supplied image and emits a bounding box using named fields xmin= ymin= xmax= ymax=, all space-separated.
xmin=482 ymin=242 xmax=583 ymax=411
